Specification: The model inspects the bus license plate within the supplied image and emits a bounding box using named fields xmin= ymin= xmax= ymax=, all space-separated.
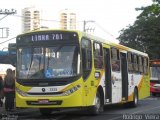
xmin=38 ymin=99 xmax=49 ymax=104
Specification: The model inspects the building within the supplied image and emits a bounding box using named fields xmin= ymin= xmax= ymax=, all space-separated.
xmin=59 ymin=9 xmax=76 ymax=30
xmin=22 ymin=7 xmax=41 ymax=33
xmin=0 ymin=64 xmax=15 ymax=79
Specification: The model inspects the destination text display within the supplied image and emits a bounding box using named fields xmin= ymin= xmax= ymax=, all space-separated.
xmin=31 ymin=33 xmax=63 ymax=41
xmin=17 ymin=31 xmax=78 ymax=44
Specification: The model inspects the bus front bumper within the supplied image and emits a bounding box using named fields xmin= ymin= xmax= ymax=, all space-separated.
xmin=16 ymin=89 xmax=84 ymax=108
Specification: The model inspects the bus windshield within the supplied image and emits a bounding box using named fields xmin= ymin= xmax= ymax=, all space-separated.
xmin=17 ymin=45 xmax=80 ymax=79
xmin=150 ymin=66 xmax=160 ymax=80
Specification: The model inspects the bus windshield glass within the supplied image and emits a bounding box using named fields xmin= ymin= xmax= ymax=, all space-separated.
xmin=17 ymin=45 xmax=80 ymax=79
xmin=150 ymin=66 xmax=160 ymax=80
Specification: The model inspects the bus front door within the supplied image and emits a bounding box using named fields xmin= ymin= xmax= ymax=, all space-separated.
xmin=120 ymin=52 xmax=128 ymax=101
xmin=104 ymin=48 xmax=112 ymax=103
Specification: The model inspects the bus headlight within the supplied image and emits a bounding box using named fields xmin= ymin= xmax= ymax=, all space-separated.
xmin=62 ymin=85 xmax=81 ymax=96
xmin=16 ymin=88 xmax=28 ymax=96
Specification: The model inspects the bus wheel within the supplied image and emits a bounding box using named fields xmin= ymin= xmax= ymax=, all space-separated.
xmin=130 ymin=88 xmax=138 ymax=107
xmin=89 ymin=91 xmax=103 ymax=115
xmin=39 ymin=108 xmax=52 ymax=116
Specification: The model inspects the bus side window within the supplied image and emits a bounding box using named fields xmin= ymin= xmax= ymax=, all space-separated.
xmin=111 ymin=47 xmax=120 ymax=71
xmin=81 ymin=38 xmax=92 ymax=80
xmin=93 ymin=42 xmax=103 ymax=69
xmin=127 ymin=52 xmax=134 ymax=73
xmin=143 ymin=57 xmax=149 ymax=75
xmin=133 ymin=54 xmax=139 ymax=73
xmin=139 ymin=56 xmax=143 ymax=74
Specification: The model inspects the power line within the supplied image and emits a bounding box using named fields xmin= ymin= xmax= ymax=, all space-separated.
xmin=0 ymin=36 xmax=16 ymax=44
xmin=12 ymin=14 xmax=60 ymax=22
xmin=12 ymin=14 xmax=89 ymax=23
xmin=94 ymin=22 xmax=115 ymax=37
xmin=0 ymin=15 xmax=9 ymax=21
xmin=0 ymin=9 xmax=16 ymax=21
xmin=0 ymin=22 xmax=116 ymax=45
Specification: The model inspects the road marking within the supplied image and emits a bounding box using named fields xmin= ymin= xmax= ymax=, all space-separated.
xmin=106 ymin=104 xmax=160 ymax=120
xmin=133 ymin=105 xmax=160 ymax=114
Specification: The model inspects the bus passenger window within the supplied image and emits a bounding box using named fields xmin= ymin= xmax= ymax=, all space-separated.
xmin=111 ymin=48 xmax=120 ymax=71
xmin=144 ymin=57 xmax=148 ymax=75
xmin=133 ymin=54 xmax=139 ymax=72
xmin=94 ymin=42 xmax=103 ymax=69
xmin=139 ymin=56 xmax=143 ymax=73
xmin=127 ymin=52 xmax=134 ymax=73
xmin=112 ymin=60 xmax=120 ymax=71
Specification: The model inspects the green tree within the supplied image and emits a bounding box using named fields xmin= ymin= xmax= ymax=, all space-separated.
xmin=118 ymin=0 xmax=160 ymax=59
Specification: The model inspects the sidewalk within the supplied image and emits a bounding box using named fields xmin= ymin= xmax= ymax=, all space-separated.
xmin=0 ymin=99 xmax=6 ymax=114
xmin=0 ymin=99 xmax=19 ymax=114
xmin=0 ymin=100 xmax=38 ymax=120
xmin=0 ymin=101 xmax=24 ymax=114
xmin=0 ymin=100 xmax=19 ymax=120
xmin=0 ymin=99 xmax=38 ymax=114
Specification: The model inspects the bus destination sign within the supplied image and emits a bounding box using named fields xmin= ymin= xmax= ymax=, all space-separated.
xmin=31 ymin=33 xmax=63 ymax=42
xmin=17 ymin=31 xmax=78 ymax=44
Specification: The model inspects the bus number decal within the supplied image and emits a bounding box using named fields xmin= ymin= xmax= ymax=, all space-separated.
xmin=50 ymin=88 xmax=57 ymax=92
xmin=52 ymin=34 xmax=63 ymax=40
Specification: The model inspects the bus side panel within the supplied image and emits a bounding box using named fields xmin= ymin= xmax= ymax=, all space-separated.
xmin=128 ymin=74 xmax=150 ymax=101
xmin=138 ymin=75 xmax=150 ymax=99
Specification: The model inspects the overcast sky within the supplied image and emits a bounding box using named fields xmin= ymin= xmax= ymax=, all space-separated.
xmin=0 ymin=0 xmax=152 ymax=50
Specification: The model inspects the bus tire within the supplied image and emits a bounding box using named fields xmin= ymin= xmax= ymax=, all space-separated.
xmin=39 ymin=108 xmax=52 ymax=116
xmin=89 ymin=91 xmax=103 ymax=115
xmin=130 ymin=88 xmax=138 ymax=107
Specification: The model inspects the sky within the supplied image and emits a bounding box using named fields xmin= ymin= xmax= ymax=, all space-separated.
xmin=0 ymin=0 xmax=152 ymax=50
xmin=0 ymin=0 xmax=153 ymax=71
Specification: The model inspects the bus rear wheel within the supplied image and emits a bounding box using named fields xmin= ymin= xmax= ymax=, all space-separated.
xmin=39 ymin=108 xmax=53 ymax=116
xmin=130 ymin=88 xmax=138 ymax=107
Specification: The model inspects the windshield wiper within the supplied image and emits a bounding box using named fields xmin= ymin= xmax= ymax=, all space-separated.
xmin=27 ymin=48 xmax=34 ymax=78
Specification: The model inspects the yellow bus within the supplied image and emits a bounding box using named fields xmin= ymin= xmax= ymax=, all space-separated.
xmin=15 ymin=30 xmax=150 ymax=115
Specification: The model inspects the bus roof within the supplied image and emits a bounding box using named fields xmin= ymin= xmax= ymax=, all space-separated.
xmin=17 ymin=29 xmax=148 ymax=57
xmin=79 ymin=30 xmax=148 ymax=57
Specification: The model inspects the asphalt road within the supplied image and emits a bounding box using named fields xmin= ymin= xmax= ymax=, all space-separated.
xmin=1 ymin=95 xmax=160 ymax=120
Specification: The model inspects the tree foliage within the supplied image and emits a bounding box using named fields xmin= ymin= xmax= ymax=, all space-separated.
xmin=118 ymin=0 xmax=160 ymax=59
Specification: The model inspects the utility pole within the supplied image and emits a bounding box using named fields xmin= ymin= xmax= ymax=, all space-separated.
xmin=0 ymin=27 xmax=9 ymax=38
xmin=83 ymin=20 xmax=95 ymax=32
xmin=0 ymin=9 xmax=16 ymax=38
xmin=0 ymin=9 xmax=17 ymax=15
